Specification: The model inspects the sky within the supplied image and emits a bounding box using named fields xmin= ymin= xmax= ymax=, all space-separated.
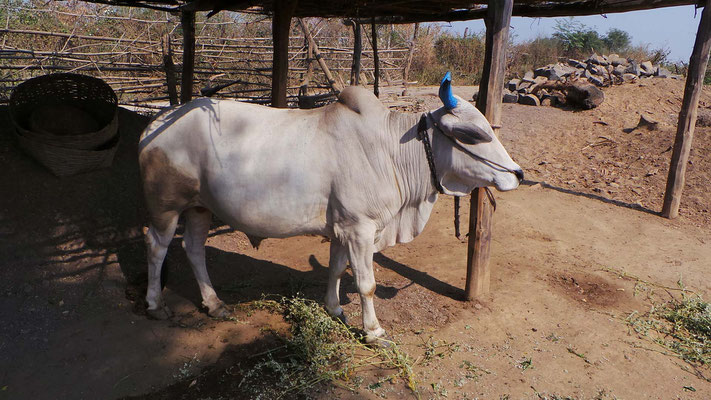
xmin=446 ymin=5 xmax=703 ymax=63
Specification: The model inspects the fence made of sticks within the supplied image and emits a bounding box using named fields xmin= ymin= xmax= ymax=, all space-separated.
xmin=0 ymin=1 xmax=412 ymax=108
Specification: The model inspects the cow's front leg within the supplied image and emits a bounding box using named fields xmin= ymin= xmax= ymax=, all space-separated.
xmin=325 ymin=241 xmax=348 ymax=323
xmin=345 ymin=225 xmax=386 ymax=343
xmin=183 ymin=207 xmax=230 ymax=318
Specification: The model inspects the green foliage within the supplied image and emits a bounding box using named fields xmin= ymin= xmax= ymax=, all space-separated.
xmin=552 ymin=19 xmax=605 ymax=55
xmin=603 ymin=28 xmax=631 ymax=53
xmin=628 ymin=292 xmax=711 ymax=365
xmin=551 ymin=19 xmax=636 ymax=59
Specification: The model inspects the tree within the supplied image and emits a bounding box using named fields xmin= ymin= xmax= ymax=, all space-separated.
xmin=603 ymin=28 xmax=631 ymax=53
xmin=552 ymin=18 xmax=605 ymax=56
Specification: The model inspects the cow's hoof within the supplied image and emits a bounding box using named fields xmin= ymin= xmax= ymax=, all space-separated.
xmin=147 ymin=304 xmax=173 ymax=320
xmin=334 ymin=311 xmax=348 ymax=325
xmin=364 ymin=327 xmax=390 ymax=347
xmin=365 ymin=334 xmax=394 ymax=348
xmin=208 ymin=302 xmax=231 ymax=319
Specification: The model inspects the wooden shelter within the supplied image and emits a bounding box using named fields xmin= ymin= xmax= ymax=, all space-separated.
xmin=69 ymin=0 xmax=710 ymax=299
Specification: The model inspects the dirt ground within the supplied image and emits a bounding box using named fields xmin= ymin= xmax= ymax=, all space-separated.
xmin=1 ymin=78 xmax=710 ymax=400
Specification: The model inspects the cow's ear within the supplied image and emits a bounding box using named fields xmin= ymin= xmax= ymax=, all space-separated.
xmin=438 ymin=113 xmax=493 ymax=145
xmin=449 ymin=124 xmax=493 ymax=145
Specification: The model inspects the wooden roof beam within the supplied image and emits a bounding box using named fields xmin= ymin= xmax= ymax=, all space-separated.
xmin=360 ymin=0 xmax=703 ymax=24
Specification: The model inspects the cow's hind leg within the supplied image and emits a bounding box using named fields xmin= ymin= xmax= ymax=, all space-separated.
xmin=145 ymin=212 xmax=179 ymax=319
xmin=183 ymin=207 xmax=230 ymax=318
xmin=325 ymin=241 xmax=348 ymax=323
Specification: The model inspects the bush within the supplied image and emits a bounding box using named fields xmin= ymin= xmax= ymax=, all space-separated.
xmin=411 ymin=32 xmax=485 ymax=85
xmin=508 ymin=36 xmax=561 ymax=78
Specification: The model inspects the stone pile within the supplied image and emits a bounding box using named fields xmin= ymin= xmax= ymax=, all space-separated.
xmin=503 ymin=53 xmax=680 ymax=107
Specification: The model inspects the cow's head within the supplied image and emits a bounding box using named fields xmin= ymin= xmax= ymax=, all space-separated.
xmin=429 ymin=72 xmax=523 ymax=196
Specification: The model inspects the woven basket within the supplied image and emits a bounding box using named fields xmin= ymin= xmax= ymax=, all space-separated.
xmin=13 ymin=131 xmax=120 ymax=177
xmin=9 ymin=73 xmax=119 ymax=176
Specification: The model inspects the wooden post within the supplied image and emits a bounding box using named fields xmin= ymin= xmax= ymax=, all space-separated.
xmin=662 ymin=0 xmax=711 ymax=219
xmin=350 ymin=21 xmax=362 ymax=85
xmin=180 ymin=10 xmax=195 ymax=104
xmin=161 ymin=34 xmax=178 ymax=105
xmin=271 ymin=0 xmax=297 ymax=108
xmin=299 ymin=35 xmax=314 ymax=96
xmin=371 ymin=21 xmax=380 ymax=97
xmin=403 ymin=23 xmax=419 ymax=87
xmin=464 ymin=0 xmax=513 ymax=301
xmin=297 ymin=18 xmax=343 ymax=93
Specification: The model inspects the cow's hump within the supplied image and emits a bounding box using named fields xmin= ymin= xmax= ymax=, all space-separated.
xmin=337 ymin=86 xmax=387 ymax=115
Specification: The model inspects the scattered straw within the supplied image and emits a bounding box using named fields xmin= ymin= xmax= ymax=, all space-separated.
xmin=627 ymin=292 xmax=711 ymax=367
xmin=238 ymin=295 xmax=419 ymax=399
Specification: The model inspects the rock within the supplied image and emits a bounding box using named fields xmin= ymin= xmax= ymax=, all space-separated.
xmin=587 ymin=53 xmax=609 ymax=66
xmin=534 ymin=65 xmax=549 ymax=78
xmin=655 ymin=67 xmax=671 ymax=78
xmin=696 ymin=109 xmax=711 ymax=127
xmin=635 ymin=114 xmax=659 ymax=131
xmin=534 ymin=64 xmax=569 ymax=80
xmin=587 ymin=64 xmax=604 ymax=75
xmin=517 ymin=81 xmax=533 ymax=92
xmin=584 ymin=69 xmax=605 ymax=86
xmin=538 ymin=63 xmax=574 ymax=80
xmin=625 ymin=62 xmax=640 ymax=76
xmin=540 ymin=94 xmax=557 ymax=107
xmin=609 ymin=54 xmax=628 ymax=67
xmin=518 ymin=94 xmax=540 ymax=106
xmin=640 ymin=61 xmax=655 ymax=76
xmin=568 ymin=59 xmax=586 ymax=69
xmin=523 ymin=70 xmax=535 ymax=82
xmin=622 ymin=73 xmax=638 ymax=83
xmin=502 ymin=90 xmax=519 ymax=103
xmin=529 ymin=76 xmax=548 ymax=92
xmin=588 ymin=76 xmax=605 ymax=86
xmin=507 ymin=78 xmax=521 ymax=91
xmin=612 ymin=65 xmax=627 ymax=77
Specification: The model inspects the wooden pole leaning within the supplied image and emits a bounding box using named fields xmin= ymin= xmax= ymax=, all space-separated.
xmin=371 ymin=20 xmax=380 ymax=97
xmin=350 ymin=21 xmax=362 ymax=85
xmin=662 ymin=0 xmax=711 ymax=219
xmin=464 ymin=0 xmax=513 ymax=301
xmin=271 ymin=0 xmax=298 ymax=108
xmin=180 ymin=10 xmax=195 ymax=104
xmin=297 ymin=18 xmax=342 ymax=93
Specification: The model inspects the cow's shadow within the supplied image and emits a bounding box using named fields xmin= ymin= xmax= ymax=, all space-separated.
xmin=124 ymin=233 xmax=463 ymax=317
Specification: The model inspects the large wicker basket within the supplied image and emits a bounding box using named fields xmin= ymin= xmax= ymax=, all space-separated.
xmin=9 ymin=73 xmax=119 ymax=177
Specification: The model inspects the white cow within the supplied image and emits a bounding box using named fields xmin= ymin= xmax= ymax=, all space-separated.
xmin=139 ymin=74 xmax=522 ymax=342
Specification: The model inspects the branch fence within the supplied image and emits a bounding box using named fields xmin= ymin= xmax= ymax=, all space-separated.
xmin=0 ymin=2 xmax=411 ymax=107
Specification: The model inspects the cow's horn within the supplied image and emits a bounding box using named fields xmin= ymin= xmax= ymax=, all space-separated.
xmin=438 ymin=71 xmax=458 ymax=110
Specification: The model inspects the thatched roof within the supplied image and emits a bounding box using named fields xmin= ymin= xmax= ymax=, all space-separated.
xmin=86 ymin=0 xmax=704 ymax=22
